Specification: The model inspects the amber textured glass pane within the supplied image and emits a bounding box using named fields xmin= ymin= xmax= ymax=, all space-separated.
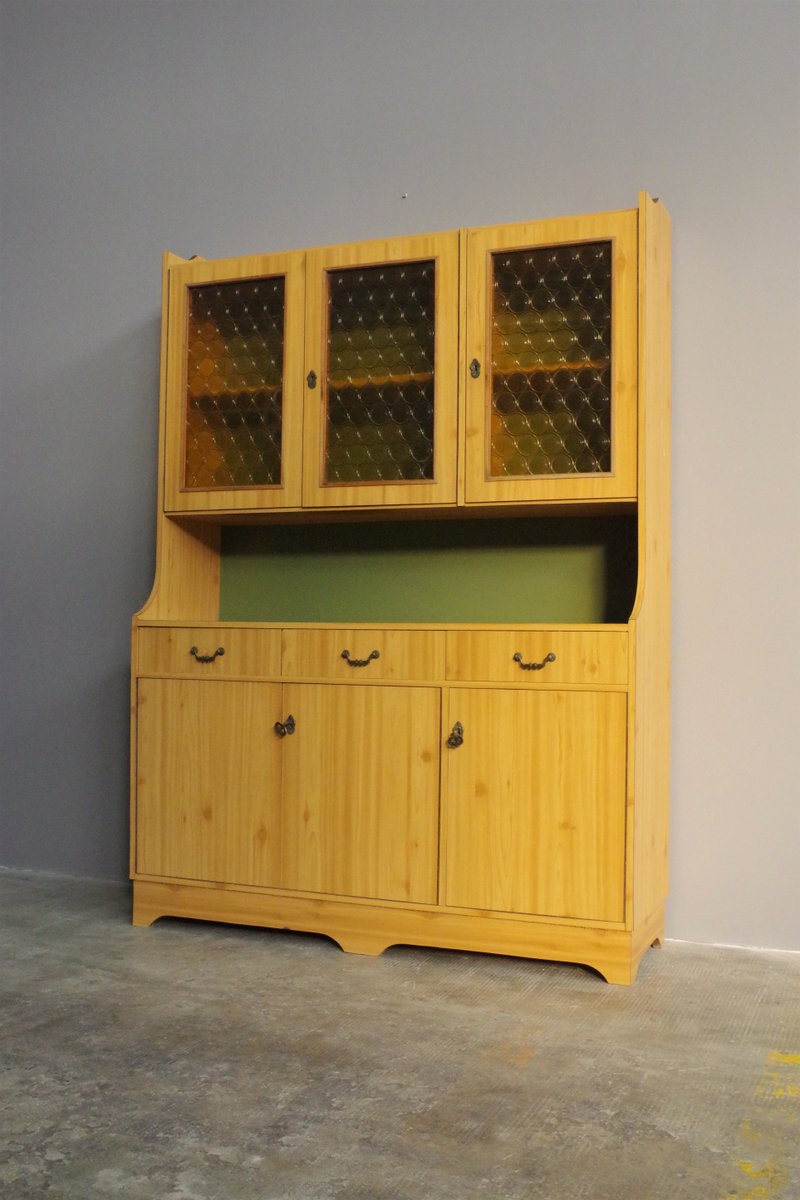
xmin=184 ymin=277 xmax=285 ymax=489
xmin=325 ymin=261 xmax=435 ymax=484
xmin=490 ymin=242 xmax=612 ymax=478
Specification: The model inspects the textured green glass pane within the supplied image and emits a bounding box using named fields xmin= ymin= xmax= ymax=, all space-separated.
xmin=325 ymin=261 xmax=435 ymax=483
xmin=184 ymin=277 xmax=285 ymax=489
xmin=490 ymin=242 xmax=612 ymax=478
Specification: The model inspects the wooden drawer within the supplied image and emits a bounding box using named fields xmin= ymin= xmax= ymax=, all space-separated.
xmin=282 ymin=628 xmax=445 ymax=682
xmin=446 ymin=630 xmax=628 ymax=687
xmin=137 ymin=627 xmax=281 ymax=677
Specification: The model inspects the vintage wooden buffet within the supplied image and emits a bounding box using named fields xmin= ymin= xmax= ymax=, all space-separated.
xmin=130 ymin=192 xmax=671 ymax=984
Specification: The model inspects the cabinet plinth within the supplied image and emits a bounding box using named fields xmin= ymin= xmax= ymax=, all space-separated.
xmin=132 ymin=195 xmax=671 ymax=984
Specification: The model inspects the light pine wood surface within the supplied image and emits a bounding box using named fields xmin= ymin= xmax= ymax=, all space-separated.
xmin=441 ymin=688 xmax=627 ymax=922
xmin=628 ymin=193 xmax=672 ymax=930
xmin=136 ymin=678 xmax=284 ymax=886
xmin=138 ymin=626 xmax=281 ymax=677
xmin=130 ymin=199 xmax=671 ymax=984
xmin=446 ymin=629 xmax=628 ymax=686
xmin=280 ymin=684 xmax=440 ymax=904
xmin=132 ymin=879 xmax=655 ymax=985
xmin=282 ymin=627 xmax=446 ymax=682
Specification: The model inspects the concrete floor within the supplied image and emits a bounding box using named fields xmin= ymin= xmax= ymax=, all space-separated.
xmin=1 ymin=871 xmax=798 ymax=1200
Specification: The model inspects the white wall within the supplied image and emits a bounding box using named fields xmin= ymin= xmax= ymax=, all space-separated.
xmin=2 ymin=0 xmax=798 ymax=949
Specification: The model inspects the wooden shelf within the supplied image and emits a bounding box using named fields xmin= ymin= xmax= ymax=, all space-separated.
xmin=327 ymin=371 xmax=433 ymax=391
xmin=188 ymin=389 xmax=282 ymax=410
xmin=491 ymin=359 xmax=609 ymax=377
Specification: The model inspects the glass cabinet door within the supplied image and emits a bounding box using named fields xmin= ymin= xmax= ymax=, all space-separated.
xmin=302 ymin=232 xmax=459 ymax=508
xmin=164 ymin=251 xmax=305 ymax=513
xmin=464 ymin=211 xmax=638 ymax=504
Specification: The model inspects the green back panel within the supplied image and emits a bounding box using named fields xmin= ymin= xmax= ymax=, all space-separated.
xmin=219 ymin=517 xmax=636 ymax=625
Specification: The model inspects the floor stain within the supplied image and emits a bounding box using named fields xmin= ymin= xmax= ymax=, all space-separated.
xmin=724 ymin=1049 xmax=800 ymax=1199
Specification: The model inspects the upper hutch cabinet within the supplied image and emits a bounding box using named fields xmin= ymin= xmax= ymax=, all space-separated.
xmin=164 ymin=234 xmax=460 ymax=514
xmin=464 ymin=210 xmax=638 ymax=504
xmin=162 ymin=216 xmax=638 ymax=515
xmin=164 ymin=251 xmax=306 ymax=513
xmin=302 ymin=232 xmax=459 ymax=508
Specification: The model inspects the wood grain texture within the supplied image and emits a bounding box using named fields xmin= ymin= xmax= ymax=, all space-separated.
xmin=280 ymin=684 xmax=440 ymax=904
xmin=456 ymin=226 xmax=469 ymax=506
xmin=134 ymin=253 xmax=221 ymax=623
xmin=131 ymin=879 xmax=647 ymax=984
xmin=130 ymin=254 xmax=220 ymax=874
xmin=441 ymin=688 xmax=627 ymax=922
xmin=628 ymin=193 xmax=672 ymax=929
xmin=139 ymin=520 xmax=221 ymax=621
xmin=135 ymin=678 xmax=284 ymax=886
xmin=464 ymin=210 xmax=638 ymax=504
xmin=446 ymin=628 xmax=628 ymax=686
xmin=282 ymin=627 xmax=445 ymax=681
xmin=138 ymin=625 xmax=281 ymax=677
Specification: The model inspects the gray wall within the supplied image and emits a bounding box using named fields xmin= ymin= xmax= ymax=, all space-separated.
xmin=2 ymin=0 xmax=798 ymax=950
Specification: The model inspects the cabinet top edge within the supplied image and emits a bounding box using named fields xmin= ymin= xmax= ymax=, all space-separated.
xmin=164 ymin=501 xmax=638 ymax=524
xmin=134 ymin=620 xmax=631 ymax=633
xmin=163 ymin=201 xmax=655 ymax=271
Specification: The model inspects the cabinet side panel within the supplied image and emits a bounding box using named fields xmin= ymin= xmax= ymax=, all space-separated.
xmin=630 ymin=195 xmax=672 ymax=928
xmin=135 ymin=251 xmax=220 ymax=622
xmin=138 ymin=518 xmax=220 ymax=621
xmin=132 ymin=254 xmax=220 ymax=878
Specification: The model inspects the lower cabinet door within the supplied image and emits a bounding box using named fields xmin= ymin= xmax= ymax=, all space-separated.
xmin=442 ymin=688 xmax=627 ymax=922
xmin=280 ymin=683 xmax=440 ymax=904
xmin=136 ymin=678 xmax=284 ymax=886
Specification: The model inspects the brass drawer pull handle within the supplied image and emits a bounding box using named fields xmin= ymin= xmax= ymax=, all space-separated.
xmin=446 ymin=721 xmax=464 ymax=749
xmin=513 ymin=651 xmax=556 ymax=672
xmin=274 ymin=715 xmax=296 ymax=738
xmin=341 ymin=649 xmax=380 ymax=668
xmin=189 ymin=646 xmax=225 ymax=664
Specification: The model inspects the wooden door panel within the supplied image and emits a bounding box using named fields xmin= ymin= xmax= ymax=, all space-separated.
xmin=136 ymin=678 xmax=283 ymax=886
xmin=281 ymin=684 xmax=440 ymax=903
xmin=443 ymin=688 xmax=626 ymax=921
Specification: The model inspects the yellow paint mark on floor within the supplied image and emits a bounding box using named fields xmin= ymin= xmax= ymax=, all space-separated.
xmin=726 ymin=1158 xmax=788 ymax=1200
xmin=736 ymin=1158 xmax=787 ymax=1182
xmin=722 ymin=1051 xmax=800 ymax=1199
xmin=768 ymin=1051 xmax=800 ymax=1066
xmin=756 ymin=1071 xmax=800 ymax=1102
